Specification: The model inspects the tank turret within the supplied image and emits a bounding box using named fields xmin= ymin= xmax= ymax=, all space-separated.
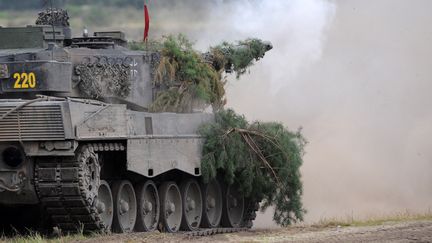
xmin=0 ymin=9 xmax=158 ymax=111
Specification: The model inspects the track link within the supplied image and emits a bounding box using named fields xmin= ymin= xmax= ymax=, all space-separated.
xmin=34 ymin=156 xmax=101 ymax=231
xmin=183 ymin=227 xmax=249 ymax=237
xmin=34 ymin=144 xmax=122 ymax=232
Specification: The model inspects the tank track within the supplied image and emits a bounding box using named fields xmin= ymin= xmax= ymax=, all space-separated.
xmin=34 ymin=155 xmax=101 ymax=231
xmin=34 ymin=142 xmax=260 ymax=234
xmin=183 ymin=202 xmax=258 ymax=237
xmin=184 ymin=202 xmax=259 ymax=237
xmin=183 ymin=227 xmax=248 ymax=237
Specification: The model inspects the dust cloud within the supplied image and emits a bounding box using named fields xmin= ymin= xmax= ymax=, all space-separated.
xmin=146 ymin=0 xmax=432 ymax=226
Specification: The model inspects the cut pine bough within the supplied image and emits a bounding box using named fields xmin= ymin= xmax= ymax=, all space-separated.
xmin=199 ymin=109 xmax=307 ymax=227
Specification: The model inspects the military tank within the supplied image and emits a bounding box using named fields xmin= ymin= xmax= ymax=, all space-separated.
xmin=0 ymin=9 xmax=272 ymax=234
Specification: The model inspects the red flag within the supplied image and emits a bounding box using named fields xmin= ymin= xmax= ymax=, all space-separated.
xmin=144 ymin=3 xmax=150 ymax=42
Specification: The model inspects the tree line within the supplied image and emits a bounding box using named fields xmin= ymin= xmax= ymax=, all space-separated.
xmin=0 ymin=0 xmax=233 ymax=10
xmin=0 ymin=0 xmax=146 ymax=10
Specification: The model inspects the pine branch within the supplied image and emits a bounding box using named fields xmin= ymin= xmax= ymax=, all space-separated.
xmin=200 ymin=109 xmax=306 ymax=226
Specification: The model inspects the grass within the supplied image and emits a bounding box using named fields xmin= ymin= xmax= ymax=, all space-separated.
xmin=1 ymin=211 xmax=432 ymax=242
xmin=0 ymin=233 xmax=88 ymax=243
xmin=0 ymin=226 xmax=93 ymax=243
xmin=312 ymin=210 xmax=432 ymax=228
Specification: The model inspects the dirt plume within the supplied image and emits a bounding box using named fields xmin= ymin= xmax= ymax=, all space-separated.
xmin=148 ymin=0 xmax=432 ymax=225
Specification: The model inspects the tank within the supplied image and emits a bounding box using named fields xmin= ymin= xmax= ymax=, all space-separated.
xmin=0 ymin=9 xmax=269 ymax=233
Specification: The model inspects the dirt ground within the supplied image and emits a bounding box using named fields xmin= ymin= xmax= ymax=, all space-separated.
xmin=75 ymin=220 xmax=432 ymax=243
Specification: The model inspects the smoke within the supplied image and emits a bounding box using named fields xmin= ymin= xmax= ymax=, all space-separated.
xmin=292 ymin=0 xmax=432 ymax=222
xmin=148 ymin=0 xmax=432 ymax=226
xmin=152 ymin=0 xmax=336 ymax=91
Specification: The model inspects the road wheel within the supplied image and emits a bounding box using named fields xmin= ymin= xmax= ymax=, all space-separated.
xmin=135 ymin=180 xmax=160 ymax=232
xmin=159 ymin=181 xmax=182 ymax=233
xmin=94 ymin=180 xmax=114 ymax=231
xmin=180 ymin=179 xmax=202 ymax=231
xmin=111 ymin=180 xmax=137 ymax=233
xmin=200 ymin=179 xmax=223 ymax=228
xmin=221 ymin=182 xmax=244 ymax=228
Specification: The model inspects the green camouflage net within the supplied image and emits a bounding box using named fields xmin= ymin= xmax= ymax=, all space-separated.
xmin=35 ymin=8 xmax=70 ymax=27
xmin=199 ymin=109 xmax=307 ymax=226
xmin=75 ymin=62 xmax=131 ymax=99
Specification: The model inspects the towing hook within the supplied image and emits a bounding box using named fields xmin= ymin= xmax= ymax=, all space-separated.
xmin=0 ymin=179 xmax=21 ymax=192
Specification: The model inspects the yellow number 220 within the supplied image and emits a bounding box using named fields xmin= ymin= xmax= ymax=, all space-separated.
xmin=13 ymin=72 xmax=36 ymax=89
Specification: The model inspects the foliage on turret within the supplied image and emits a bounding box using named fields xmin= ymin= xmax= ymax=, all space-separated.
xmin=129 ymin=35 xmax=272 ymax=113
xmin=209 ymin=39 xmax=273 ymax=78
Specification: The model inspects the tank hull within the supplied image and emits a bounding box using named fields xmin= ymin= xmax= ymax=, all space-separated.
xmin=0 ymin=98 xmax=258 ymax=233
xmin=0 ymin=98 xmax=212 ymax=203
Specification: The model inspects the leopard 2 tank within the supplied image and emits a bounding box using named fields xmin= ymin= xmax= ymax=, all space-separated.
xmin=0 ymin=9 xmax=262 ymax=233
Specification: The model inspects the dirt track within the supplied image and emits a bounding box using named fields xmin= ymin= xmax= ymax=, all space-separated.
xmin=76 ymin=220 xmax=432 ymax=243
